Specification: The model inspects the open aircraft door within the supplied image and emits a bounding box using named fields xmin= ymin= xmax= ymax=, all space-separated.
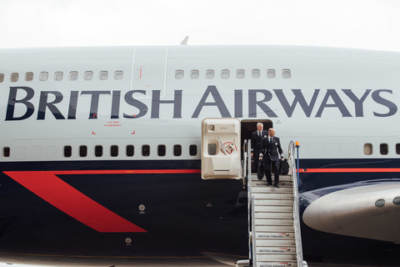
xmin=201 ymin=118 xmax=241 ymax=180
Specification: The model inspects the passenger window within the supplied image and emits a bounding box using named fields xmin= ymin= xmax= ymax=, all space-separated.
xmin=380 ymin=143 xmax=388 ymax=155
xmin=84 ymin=71 xmax=93 ymax=80
xmin=175 ymin=70 xmax=184 ymax=79
xmin=40 ymin=72 xmax=49 ymax=81
xmin=95 ymin=145 xmax=103 ymax=157
xmin=251 ymin=69 xmax=260 ymax=79
xmin=190 ymin=70 xmax=199 ymax=79
xmin=174 ymin=145 xmax=182 ymax=156
xmin=69 ymin=71 xmax=78 ymax=81
xmin=80 ymin=146 xmax=87 ymax=157
xmin=99 ymin=71 xmax=108 ymax=80
xmin=64 ymin=146 xmax=72 ymax=157
xmin=3 ymin=147 xmax=10 ymax=158
xmin=142 ymin=145 xmax=150 ymax=157
xmin=267 ymin=69 xmax=276 ymax=78
xmin=282 ymin=69 xmax=291 ymax=79
xmin=110 ymin=145 xmax=118 ymax=157
xmin=206 ymin=69 xmax=215 ymax=79
xmin=115 ymin=70 xmax=123 ymax=80
xmin=25 ymin=72 xmax=34 ymax=82
xmin=364 ymin=143 xmax=372 ymax=155
xmin=54 ymin=71 xmax=63 ymax=81
xmin=126 ymin=145 xmax=134 ymax=157
xmin=396 ymin=144 xmax=400 ymax=155
xmin=189 ymin=145 xmax=197 ymax=156
xmin=208 ymin=143 xmax=217 ymax=155
xmin=10 ymin=73 xmax=19 ymax=82
xmin=221 ymin=69 xmax=230 ymax=79
xmin=0 ymin=73 xmax=4 ymax=83
xmin=236 ymin=69 xmax=245 ymax=79
xmin=158 ymin=145 xmax=166 ymax=156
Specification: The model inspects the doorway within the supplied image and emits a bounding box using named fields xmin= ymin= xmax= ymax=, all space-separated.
xmin=240 ymin=120 xmax=273 ymax=173
xmin=241 ymin=120 xmax=273 ymax=147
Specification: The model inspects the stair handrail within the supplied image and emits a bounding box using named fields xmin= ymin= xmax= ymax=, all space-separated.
xmin=243 ymin=139 xmax=252 ymax=263
xmin=245 ymin=139 xmax=256 ymax=266
xmin=251 ymin=195 xmax=257 ymax=267
xmin=288 ymin=140 xmax=304 ymax=267
xmin=246 ymin=139 xmax=258 ymax=267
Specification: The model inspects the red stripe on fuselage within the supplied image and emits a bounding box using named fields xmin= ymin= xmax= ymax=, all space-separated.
xmin=4 ymin=169 xmax=200 ymax=232
xmin=300 ymin=168 xmax=400 ymax=173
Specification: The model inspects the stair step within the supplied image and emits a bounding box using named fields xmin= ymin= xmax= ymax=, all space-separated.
xmin=255 ymin=225 xmax=294 ymax=232
xmin=255 ymin=218 xmax=294 ymax=225
xmin=256 ymin=246 xmax=296 ymax=254
xmin=253 ymin=193 xmax=294 ymax=200
xmin=255 ymin=232 xmax=295 ymax=239
xmin=255 ymin=206 xmax=293 ymax=213
xmin=256 ymin=254 xmax=297 ymax=261
xmin=252 ymin=187 xmax=293 ymax=194
xmin=253 ymin=181 xmax=293 ymax=188
xmin=252 ymin=175 xmax=292 ymax=182
xmin=255 ymin=212 xmax=293 ymax=219
xmin=256 ymin=239 xmax=296 ymax=246
xmin=256 ymin=260 xmax=297 ymax=267
xmin=249 ymin=172 xmax=300 ymax=267
xmin=255 ymin=199 xmax=293 ymax=206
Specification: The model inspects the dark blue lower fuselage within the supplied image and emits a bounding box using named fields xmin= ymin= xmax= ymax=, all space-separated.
xmin=1 ymin=158 xmax=400 ymax=265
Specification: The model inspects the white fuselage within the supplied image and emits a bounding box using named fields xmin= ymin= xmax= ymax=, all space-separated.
xmin=1 ymin=45 xmax=399 ymax=162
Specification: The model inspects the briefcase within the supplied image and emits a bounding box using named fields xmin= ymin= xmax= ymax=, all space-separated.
xmin=280 ymin=159 xmax=289 ymax=175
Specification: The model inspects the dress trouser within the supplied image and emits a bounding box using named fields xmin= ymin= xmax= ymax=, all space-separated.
xmin=264 ymin=156 xmax=280 ymax=185
xmin=253 ymin=150 xmax=260 ymax=172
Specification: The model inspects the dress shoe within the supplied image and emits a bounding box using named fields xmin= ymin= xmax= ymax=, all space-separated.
xmin=274 ymin=184 xmax=280 ymax=188
xmin=267 ymin=183 xmax=272 ymax=186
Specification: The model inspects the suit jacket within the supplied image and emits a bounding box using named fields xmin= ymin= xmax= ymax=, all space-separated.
xmin=251 ymin=130 xmax=268 ymax=156
xmin=260 ymin=136 xmax=283 ymax=161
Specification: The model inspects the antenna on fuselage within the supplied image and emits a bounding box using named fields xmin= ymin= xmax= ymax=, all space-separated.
xmin=180 ymin=36 xmax=189 ymax=45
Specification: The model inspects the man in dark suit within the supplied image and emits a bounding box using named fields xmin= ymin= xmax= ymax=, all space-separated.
xmin=259 ymin=128 xmax=284 ymax=188
xmin=251 ymin=122 xmax=268 ymax=173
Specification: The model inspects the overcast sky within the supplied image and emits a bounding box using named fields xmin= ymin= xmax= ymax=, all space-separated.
xmin=0 ymin=0 xmax=399 ymax=51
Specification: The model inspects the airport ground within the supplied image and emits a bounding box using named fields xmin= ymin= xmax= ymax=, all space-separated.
xmin=0 ymin=261 xmax=392 ymax=267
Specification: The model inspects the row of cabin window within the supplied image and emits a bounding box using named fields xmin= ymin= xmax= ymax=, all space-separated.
xmin=68 ymin=144 xmax=198 ymax=157
xmin=364 ymin=143 xmax=400 ymax=155
xmin=175 ymin=69 xmax=291 ymax=80
xmin=1 ymin=145 xmax=198 ymax=158
xmin=2 ymin=143 xmax=399 ymax=158
xmin=0 ymin=71 xmax=124 ymax=83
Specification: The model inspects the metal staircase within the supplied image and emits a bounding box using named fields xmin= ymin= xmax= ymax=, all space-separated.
xmin=239 ymin=140 xmax=306 ymax=267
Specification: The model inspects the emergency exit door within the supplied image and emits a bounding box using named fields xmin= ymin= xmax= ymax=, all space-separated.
xmin=201 ymin=118 xmax=241 ymax=180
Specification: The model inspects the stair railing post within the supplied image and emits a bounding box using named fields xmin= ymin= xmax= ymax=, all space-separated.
xmin=296 ymin=141 xmax=300 ymax=187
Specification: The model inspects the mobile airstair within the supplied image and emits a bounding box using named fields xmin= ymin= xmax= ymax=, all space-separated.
xmin=238 ymin=140 xmax=307 ymax=267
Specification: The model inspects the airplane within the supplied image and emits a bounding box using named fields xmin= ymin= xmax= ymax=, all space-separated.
xmin=0 ymin=44 xmax=400 ymax=266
